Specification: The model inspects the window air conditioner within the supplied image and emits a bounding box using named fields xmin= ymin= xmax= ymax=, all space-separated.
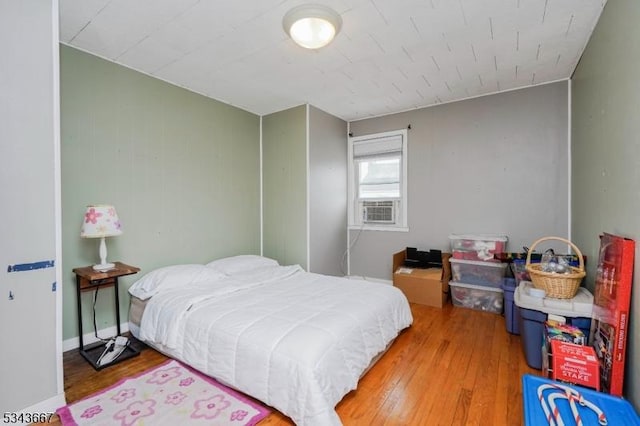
xmin=362 ymin=200 xmax=395 ymax=224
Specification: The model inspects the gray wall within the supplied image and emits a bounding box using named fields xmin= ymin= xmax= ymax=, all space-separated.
xmin=262 ymin=105 xmax=308 ymax=268
xmin=348 ymin=82 xmax=569 ymax=280
xmin=61 ymin=46 xmax=261 ymax=341
xmin=0 ymin=0 xmax=62 ymax=412
xmin=571 ymin=0 xmax=640 ymax=410
xmin=308 ymin=106 xmax=348 ymax=276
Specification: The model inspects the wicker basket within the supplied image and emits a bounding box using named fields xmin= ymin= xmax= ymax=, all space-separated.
xmin=525 ymin=236 xmax=586 ymax=299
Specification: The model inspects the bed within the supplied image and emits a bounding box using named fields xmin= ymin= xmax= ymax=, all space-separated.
xmin=127 ymin=255 xmax=413 ymax=425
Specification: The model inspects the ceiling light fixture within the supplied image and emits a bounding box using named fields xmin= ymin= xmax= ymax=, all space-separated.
xmin=283 ymin=4 xmax=342 ymax=49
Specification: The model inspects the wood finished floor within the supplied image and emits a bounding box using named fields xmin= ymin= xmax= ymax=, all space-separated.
xmin=54 ymin=302 xmax=540 ymax=425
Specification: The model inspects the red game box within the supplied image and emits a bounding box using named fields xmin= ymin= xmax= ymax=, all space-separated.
xmin=591 ymin=233 xmax=635 ymax=396
xmin=550 ymin=340 xmax=600 ymax=391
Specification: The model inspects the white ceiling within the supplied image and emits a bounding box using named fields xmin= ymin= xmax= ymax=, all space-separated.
xmin=59 ymin=0 xmax=606 ymax=122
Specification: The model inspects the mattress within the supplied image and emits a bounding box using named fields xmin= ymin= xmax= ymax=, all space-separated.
xmin=128 ymin=295 xmax=146 ymax=329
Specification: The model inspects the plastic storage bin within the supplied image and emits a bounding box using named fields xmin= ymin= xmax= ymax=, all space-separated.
xmin=522 ymin=375 xmax=640 ymax=426
xmin=449 ymin=258 xmax=508 ymax=287
xmin=502 ymin=278 xmax=519 ymax=335
xmin=514 ymin=281 xmax=593 ymax=370
xmin=449 ymin=234 xmax=508 ymax=261
xmin=450 ymin=281 xmax=503 ymax=313
xmin=511 ymin=258 xmax=533 ymax=285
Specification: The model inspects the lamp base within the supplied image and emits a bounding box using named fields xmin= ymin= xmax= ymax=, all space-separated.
xmin=93 ymin=262 xmax=115 ymax=272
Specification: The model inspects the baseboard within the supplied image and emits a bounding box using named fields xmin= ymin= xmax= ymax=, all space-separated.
xmin=11 ymin=392 xmax=66 ymax=425
xmin=345 ymin=275 xmax=393 ymax=285
xmin=62 ymin=322 xmax=129 ymax=352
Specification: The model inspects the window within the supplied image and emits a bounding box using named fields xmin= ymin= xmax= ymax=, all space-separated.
xmin=348 ymin=129 xmax=408 ymax=230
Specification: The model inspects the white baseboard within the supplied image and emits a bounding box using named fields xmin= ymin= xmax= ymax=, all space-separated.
xmin=345 ymin=275 xmax=393 ymax=285
xmin=62 ymin=322 xmax=129 ymax=352
xmin=12 ymin=392 xmax=66 ymax=425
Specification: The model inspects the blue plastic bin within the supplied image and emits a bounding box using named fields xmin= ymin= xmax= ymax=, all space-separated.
xmin=522 ymin=375 xmax=640 ymax=425
xmin=514 ymin=282 xmax=593 ymax=370
xmin=501 ymin=278 xmax=519 ymax=335
xmin=517 ymin=307 xmax=591 ymax=369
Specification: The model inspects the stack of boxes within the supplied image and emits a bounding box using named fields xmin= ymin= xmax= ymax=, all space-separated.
xmin=448 ymin=234 xmax=508 ymax=314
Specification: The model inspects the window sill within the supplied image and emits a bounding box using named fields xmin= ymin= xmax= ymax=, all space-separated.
xmin=348 ymin=225 xmax=409 ymax=232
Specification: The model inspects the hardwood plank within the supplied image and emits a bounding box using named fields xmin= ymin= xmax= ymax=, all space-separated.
xmin=47 ymin=303 xmax=541 ymax=425
xmin=452 ymin=388 xmax=473 ymax=425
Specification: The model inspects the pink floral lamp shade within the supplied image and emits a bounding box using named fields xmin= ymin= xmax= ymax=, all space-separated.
xmin=80 ymin=205 xmax=122 ymax=271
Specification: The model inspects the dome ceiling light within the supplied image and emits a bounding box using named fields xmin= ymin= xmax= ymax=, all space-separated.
xmin=283 ymin=4 xmax=342 ymax=49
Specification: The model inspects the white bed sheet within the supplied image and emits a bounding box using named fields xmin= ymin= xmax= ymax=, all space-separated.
xmin=133 ymin=265 xmax=413 ymax=425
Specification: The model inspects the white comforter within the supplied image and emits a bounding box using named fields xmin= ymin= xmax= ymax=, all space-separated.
xmin=137 ymin=265 xmax=413 ymax=425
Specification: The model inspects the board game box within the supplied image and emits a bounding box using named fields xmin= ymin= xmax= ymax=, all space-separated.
xmin=550 ymin=340 xmax=600 ymax=390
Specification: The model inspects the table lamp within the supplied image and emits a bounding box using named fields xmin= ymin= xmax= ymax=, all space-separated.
xmin=80 ymin=204 xmax=123 ymax=271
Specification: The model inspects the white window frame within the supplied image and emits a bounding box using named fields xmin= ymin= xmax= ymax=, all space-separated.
xmin=348 ymin=129 xmax=408 ymax=231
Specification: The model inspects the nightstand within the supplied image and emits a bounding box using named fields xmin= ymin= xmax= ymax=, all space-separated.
xmin=73 ymin=261 xmax=140 ymax=370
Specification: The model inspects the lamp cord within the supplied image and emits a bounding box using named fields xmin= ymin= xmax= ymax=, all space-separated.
xmin=92 ymin=287 xmax=107 ymax=342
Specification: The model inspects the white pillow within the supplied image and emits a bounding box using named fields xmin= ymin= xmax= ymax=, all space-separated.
xmin=128 ymin=264 xmax=226 ymax=300
xmin=206 ymin=255 xmax=279 ymax=275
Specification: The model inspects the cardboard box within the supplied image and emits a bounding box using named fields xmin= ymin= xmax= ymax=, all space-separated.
xmin=544 ymin=319 xmax=587 ymax=346
xmin=542 ymin=319 xmax=588 ymax=375
xmin=591 ymin=233 xmax=635 ymax=396
xmin=550 ymin=340 xmax=600 ymax=391
xmin=392 ymin=250 xmax=451 ymax=308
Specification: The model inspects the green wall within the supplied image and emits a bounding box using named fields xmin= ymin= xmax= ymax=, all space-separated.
xmin=262 ymin=105 xmax=308 ymax=269
xmin=571 ymin=0 xmax=640 ymax=410
xmin=60 ymin=46 xmax=261 ymax=340
xmin=1 ymin=0 xmax=62 ymax=412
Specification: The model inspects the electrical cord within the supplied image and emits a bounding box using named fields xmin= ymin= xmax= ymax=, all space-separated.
xmin=96 ymin=339 xmax=115 ymax=366
xmin=341 ymin=221 xmax=365 ymax=276
xmin=92 ymin=286 xmax=108 ymax=342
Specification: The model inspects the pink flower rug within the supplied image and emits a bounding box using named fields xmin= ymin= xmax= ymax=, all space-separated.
xmin=56 ymin=359 xmax=270 ymax=425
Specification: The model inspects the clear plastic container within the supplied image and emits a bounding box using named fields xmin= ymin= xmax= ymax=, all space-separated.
xmin=449 ymin=234 xmax=508 ymax=261
xmin=511 ymin=259 xmax=532 ymax=285
xmin=449 ymin=258 xmax=508 ymax=287
xmin=450 ymin=281 xmax=504 ymax=314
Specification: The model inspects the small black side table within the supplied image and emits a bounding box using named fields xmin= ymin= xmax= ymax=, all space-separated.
xmin=73 ymin=261 xmax=140 ymax=370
